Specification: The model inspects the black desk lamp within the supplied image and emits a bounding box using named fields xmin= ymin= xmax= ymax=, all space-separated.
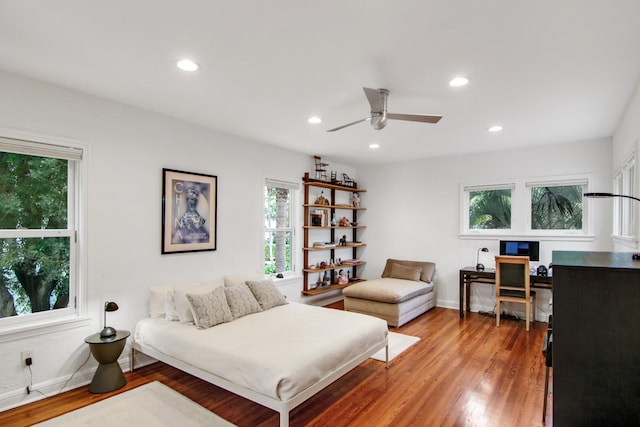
xmin=100 ymin=301 xmax=119 ymax=338
xmin=476 ymin=247 xmax=489 ymax=271
xmin=584 ymin=192 xmax=640 ymax=259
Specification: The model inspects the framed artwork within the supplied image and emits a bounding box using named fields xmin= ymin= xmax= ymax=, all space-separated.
xmin=162 ymin=168 xmax=217 ymax=254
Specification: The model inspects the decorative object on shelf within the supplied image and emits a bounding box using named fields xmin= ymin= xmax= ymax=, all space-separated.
xmin=342 ymin=173 xmax=356 ymax=188
xmin=162 ymin=168 xmax=217 ymax=254
xmin=100 ymin=301 xmax=119 ymax=338
xmin=331 ymin=215 xmax=337 ymax=226
xmin=311 ymin=212 xmax=323 ymax=226
xmin=337 ymin=269 xmax=349 ymax=285
xmin=315 ymin=191 xmax=330 ymax=205
xmin=476 ymin=247 xmax=489 ymax=271
xmin=350 ymin=221 xmax=358 ymax=226
xmin=584 ymin=192 xmax=640 ymax=260
xmin=352 ymin=192 xmax=360 ymax=208
xmin=339 ymin=217 xmax=350 ymax=227
xmin=339 ymin=235 xmax=347 ymax=246
xmin=313 ymin=155 xmax=329 ymax=181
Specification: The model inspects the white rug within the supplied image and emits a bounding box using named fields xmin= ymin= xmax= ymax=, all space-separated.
xmin=33 ymin=381 xmax=236 ymax=427
xmin=370 ymin=331 xmax=420 ymax=362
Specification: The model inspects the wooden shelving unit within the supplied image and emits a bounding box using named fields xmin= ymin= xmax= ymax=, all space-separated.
xmin=302 ymin=173 xmax=367 ymax=296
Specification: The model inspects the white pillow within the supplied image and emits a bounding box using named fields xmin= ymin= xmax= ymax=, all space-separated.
xmin=224 ymin=273 xmax=264 ymax=288
xmin=172 ymin=278 xmax=223 ymax=324
xmin=148 ymin=285 xmax=174 ymax=318
xmin=165 ymin=291 xmax=179 ymax=321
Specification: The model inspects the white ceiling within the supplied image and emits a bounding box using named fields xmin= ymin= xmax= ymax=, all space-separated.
xmin=1 ymin=1 xmax=639 ymax=166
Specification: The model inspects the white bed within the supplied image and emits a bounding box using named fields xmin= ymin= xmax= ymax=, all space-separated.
xmin=132 ymin=301 xmax=388 ymax=427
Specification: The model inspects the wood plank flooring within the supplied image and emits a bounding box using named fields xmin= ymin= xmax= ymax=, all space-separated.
xmin=0 ymin=305 xmax=552 ymax=427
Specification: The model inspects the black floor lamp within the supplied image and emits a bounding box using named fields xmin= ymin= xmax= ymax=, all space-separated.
xmin=583 ymin=192 xmax=640 ymax=259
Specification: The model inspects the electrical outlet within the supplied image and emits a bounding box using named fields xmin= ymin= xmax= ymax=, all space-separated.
xmin=21 ymin=350 xmax=33 ymax=366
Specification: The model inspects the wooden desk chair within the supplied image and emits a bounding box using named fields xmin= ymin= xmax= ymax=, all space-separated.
xmin=495 ymin=255 xmax=536 ymax=331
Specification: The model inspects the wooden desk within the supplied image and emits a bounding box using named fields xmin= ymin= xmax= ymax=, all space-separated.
xmin=459 ymin=267 xmax=552 ymax=318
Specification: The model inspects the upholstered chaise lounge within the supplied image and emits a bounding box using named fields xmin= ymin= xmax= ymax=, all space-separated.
xmin=342 ymin=259 xmax=436 ymax=327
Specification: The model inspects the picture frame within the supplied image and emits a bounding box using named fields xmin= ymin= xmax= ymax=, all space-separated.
xmin=162 ymin=168 xmax=217 ymax=254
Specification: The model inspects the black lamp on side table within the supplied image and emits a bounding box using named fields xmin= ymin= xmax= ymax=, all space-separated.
xmin=476 ymin=247 xmax=489 ymax=271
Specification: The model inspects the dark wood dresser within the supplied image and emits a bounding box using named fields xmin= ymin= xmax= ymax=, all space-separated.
xmin=552 ymin=251 xmax=640 ymax=426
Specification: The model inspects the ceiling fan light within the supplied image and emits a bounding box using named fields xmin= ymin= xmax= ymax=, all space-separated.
xmin=449 ymin=76 xmax=470 ymax=87
xmin=307 ymin=116 xmax=322 ymax=124
xmin=488 ymin=125 xmax=503 ymax=132
xmin=369 ymin=143 xmax=380 ymax=149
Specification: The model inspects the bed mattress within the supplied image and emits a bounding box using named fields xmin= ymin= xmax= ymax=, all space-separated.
xmin=134 ymin=302 xmax=387 ymax=401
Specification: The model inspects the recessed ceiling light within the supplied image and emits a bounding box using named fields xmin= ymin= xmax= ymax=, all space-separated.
xmin=369 ymin=143 xmax=380 ymax=149
xmin=488 ymin=125 xmax=503 ymax=132
xmin=176 ymin=59 xmax=199 ymax=71
xmin=308 ymin=116 xmax=322 ymax=124
xmin=449 ymin=76 xmax=470 ymax=87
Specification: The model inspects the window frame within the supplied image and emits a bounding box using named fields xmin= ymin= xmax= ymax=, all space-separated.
xmin=525 ymin=178 xmax=588 ymax=236
xmin=0 ymin=132 xmax=88 ymax=342
xmin=612 ymin=152 xmax=636 ymax=239
xmin=460 ymin=174 xmax=592 ymax=239
xmin=263 ymin=178 xmax=299 ymax=279
xmin=461 ymin=182 xmax=515 ymax=236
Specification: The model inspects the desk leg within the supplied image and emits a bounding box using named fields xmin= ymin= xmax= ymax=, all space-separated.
xmin=459 ymin=271 xmax=465 ymax=318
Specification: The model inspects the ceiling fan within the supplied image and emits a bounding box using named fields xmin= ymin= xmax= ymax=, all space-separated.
xmin=327 ymin=87 xmax=442 ymax=132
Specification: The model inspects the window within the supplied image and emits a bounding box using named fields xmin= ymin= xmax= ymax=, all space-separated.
xmin=461 ymin=175 xmax=590 ymax=237
xmin=468 ymin=188 xmax=512 ymax=230
xmin=0 ymin=137 xmax=82 ymax=329
xmin=613 ymin=153 xmax=635 ymax=237
xmin=264 ymin=179 xmax=297 ymax=276
xmin=462 ymin=184 xmax=514 ymax=232
xmin=529 ymin=183 xmax=584 ymax=230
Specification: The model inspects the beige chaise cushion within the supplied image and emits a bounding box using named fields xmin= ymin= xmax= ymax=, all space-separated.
xmin=342 ymin=278 xmax=434 ymax=304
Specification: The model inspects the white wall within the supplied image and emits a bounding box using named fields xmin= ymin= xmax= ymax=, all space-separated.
xmin=0 ymin=70 xmax=354 ymax=409
xmin=612 ymin=80 xmax=640 ymax=251
xmin=356 ymin=138 xmax=613 ymax=319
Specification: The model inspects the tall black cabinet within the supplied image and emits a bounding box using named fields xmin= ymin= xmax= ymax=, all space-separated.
xmin=552 ymin=251 xmax=640 ymax=426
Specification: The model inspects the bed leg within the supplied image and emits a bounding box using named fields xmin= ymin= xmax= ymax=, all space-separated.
xmin=386 ymin=344 xmax=389 ymax=369
xmin=130 ymin=346 xmax=136 ymax=372
xmin=280 ymin=410 xmax=289 ymax=427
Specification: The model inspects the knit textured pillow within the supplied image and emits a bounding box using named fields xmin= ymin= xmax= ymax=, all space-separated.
xmin=224 ymin=284 xmax=263 ymax=319
xmin=186 ymin=287 xmax=232 ymax=329
xmin=246 ymin=279 xmax=287 ymax=310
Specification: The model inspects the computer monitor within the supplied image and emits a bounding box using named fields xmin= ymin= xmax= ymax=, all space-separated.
xmin=499 ymin=240 xmax=540 ymax=262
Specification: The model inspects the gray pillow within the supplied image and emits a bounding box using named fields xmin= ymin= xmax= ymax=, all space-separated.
xmin=246 ymin=279 xmax=287 ymax=310
xmin=224 ymin=284 xmax=262 ymax=319
xmin=186 ymin=287 xmax=232 ymax=329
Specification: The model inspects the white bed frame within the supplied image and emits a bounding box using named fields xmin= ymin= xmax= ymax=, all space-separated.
xmin=131 ymin=337 xmax=388 ymax=427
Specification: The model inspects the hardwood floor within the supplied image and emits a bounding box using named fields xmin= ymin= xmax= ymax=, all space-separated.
xmin=0 ymin=305 xmax=552 ymax=427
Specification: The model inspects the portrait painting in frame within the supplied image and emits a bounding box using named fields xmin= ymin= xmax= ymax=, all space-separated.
xmin=162 ymin=168 xmax=217 ymax=254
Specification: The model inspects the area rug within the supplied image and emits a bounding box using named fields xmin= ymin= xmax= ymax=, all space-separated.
xmin=33 ymin=381 xmax=236 ymax=427
xmin=370 ymin=331 xmax=420 ymax=362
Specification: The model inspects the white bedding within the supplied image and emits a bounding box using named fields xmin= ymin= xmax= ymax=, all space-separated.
xmin=134 ymin=302 xmax=387 ymax=401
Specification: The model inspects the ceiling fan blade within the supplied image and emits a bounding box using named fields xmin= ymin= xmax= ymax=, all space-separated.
xmin=326 ymin=117 xmax=370 ymax=132
xmin=363 ymin=87 xmax=385 ymax=112
xmin=387 ymin=113 xmax=443 ymax=124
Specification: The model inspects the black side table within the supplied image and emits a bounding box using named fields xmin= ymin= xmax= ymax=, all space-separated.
xmin=85 ymin=330 xmax=130 ymax=393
